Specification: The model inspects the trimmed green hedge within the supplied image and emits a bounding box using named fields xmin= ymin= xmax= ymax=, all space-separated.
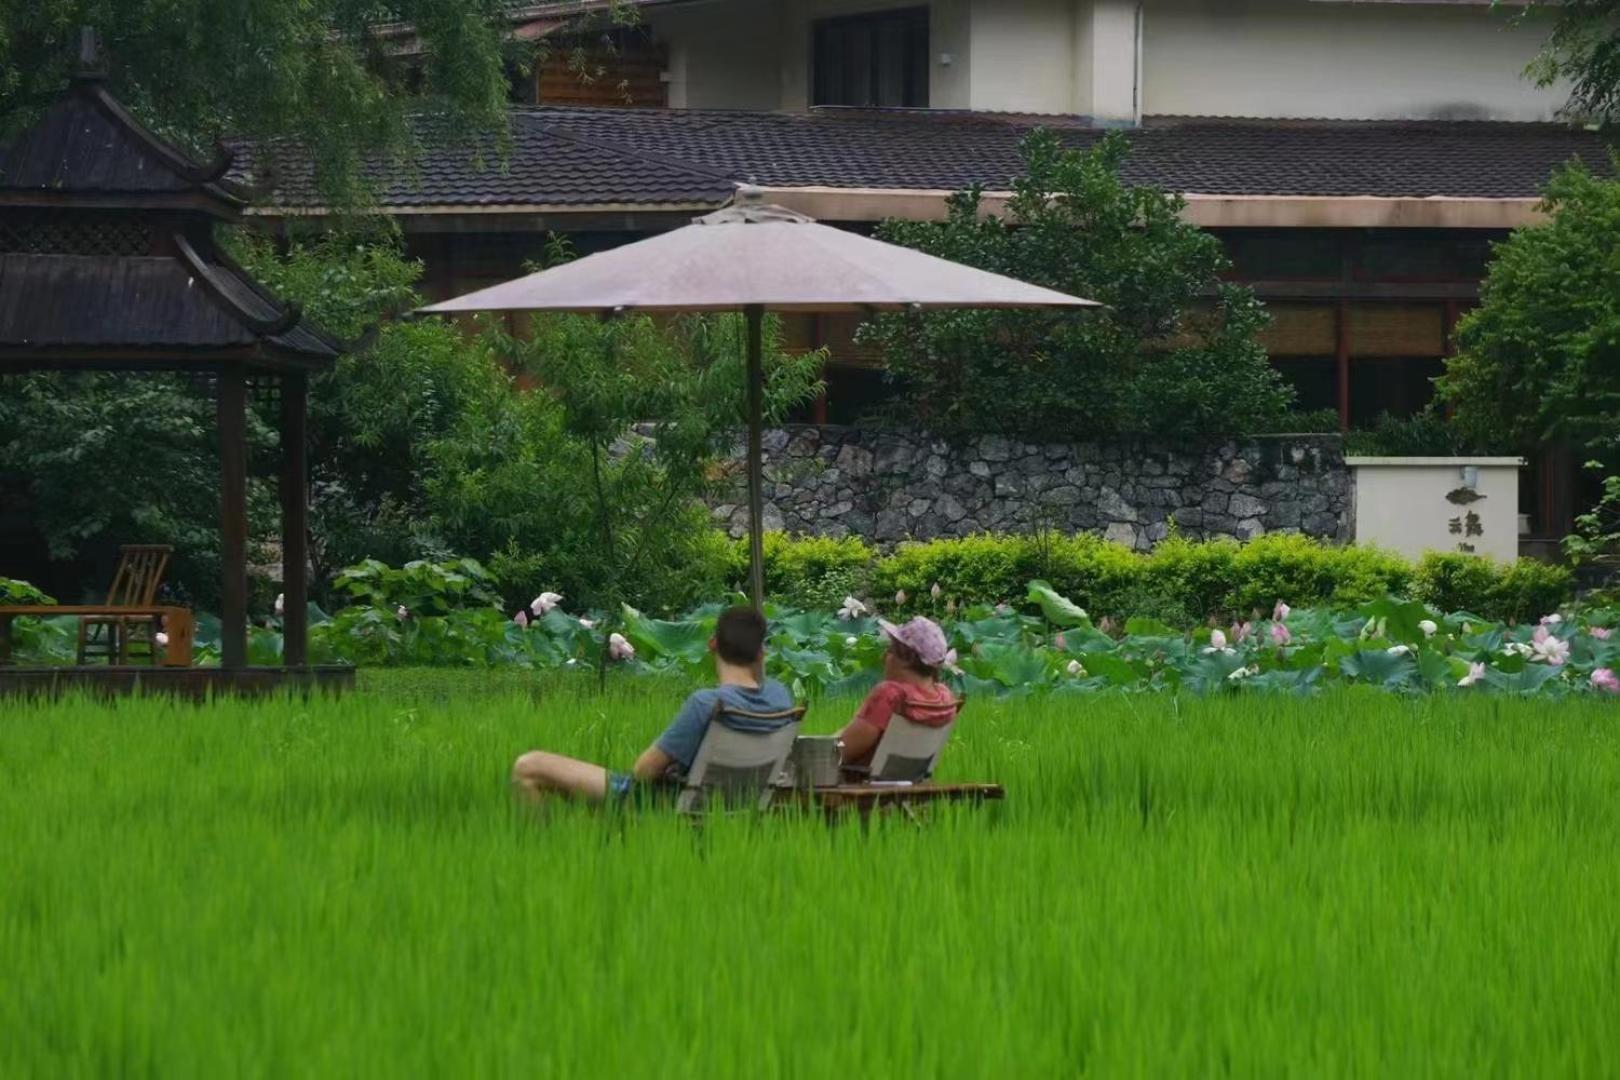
xmin=724 ymin=533 xmax=1573 ymax=623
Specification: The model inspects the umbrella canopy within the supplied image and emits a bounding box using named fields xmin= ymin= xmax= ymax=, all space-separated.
xmin=418 ymin=194 xmax=1098 ymax=609
xmin=419 ymin=199 xmax=1098 ymax=316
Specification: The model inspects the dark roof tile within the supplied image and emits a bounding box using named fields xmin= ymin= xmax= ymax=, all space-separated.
xmin=247 ymin=106 xmax=1617 ymax=210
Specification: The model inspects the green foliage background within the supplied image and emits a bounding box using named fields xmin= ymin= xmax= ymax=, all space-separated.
xmin=1440 ymin=162 xmax=1620 ymax=459
xmin=865 ymin=131 xmax=1293 ymax=441
xmin=0 ymin=0 xmax=637 ymax=206
xmin=0 ymin=232 xmax=820 ymax=613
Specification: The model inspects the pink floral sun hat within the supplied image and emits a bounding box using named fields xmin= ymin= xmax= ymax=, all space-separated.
xmin=877 ymin=616 xmax=958 ymax=668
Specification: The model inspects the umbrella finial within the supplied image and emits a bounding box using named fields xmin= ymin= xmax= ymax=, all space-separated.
xmin=697 ymin=188 xmax=816 ymax=227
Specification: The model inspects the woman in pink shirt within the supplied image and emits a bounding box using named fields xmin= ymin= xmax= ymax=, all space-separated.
xmin=839 ymin=616 xmax=960 ymax=770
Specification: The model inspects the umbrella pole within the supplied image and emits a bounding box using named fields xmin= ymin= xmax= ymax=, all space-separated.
xmin=745 ymin=305 xmax=766 ymax=610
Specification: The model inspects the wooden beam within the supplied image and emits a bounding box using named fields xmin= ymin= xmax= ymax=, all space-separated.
xmin=1219 ymin=280 xmax=1480 ymax=301
xmin=1335 ymin=297 xmax=1352 ymax=434
xmin=280 ymin=371 xmax=310 ymax=668
xmin=218 ymin=367 xmax=248 ymax=671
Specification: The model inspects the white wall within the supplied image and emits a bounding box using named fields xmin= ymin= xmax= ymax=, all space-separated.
xmin=648 ymin=0 xmax=1562 ymax=123
xmin=966 ymin=0 xmax=1078 ymax=113
xmin=1141 ymin=0 xmax=1562 ymax=121
xmin=645 ymin=2 xmax=786 ymax=109
xmin=1349 ymin=458 xmax=1525 ymax=563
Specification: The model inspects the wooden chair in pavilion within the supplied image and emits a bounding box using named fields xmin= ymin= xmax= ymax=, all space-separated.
xmin=77 ymin=544 xmax=175 ymax=665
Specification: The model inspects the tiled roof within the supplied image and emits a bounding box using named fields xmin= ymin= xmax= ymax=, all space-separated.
xmin=0 ymin=253 xmax=339 ymax=362
xmin=0 ymin=79 xmax=245 ymax=208
xmin=248 ymin=106 xmax=1616 ymax=210
xmin=243 ymin=117 xmax=737 ymax=209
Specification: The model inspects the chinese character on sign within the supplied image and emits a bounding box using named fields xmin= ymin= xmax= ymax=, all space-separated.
xmin=1445 ymin=487 xmax=1486 ymax=553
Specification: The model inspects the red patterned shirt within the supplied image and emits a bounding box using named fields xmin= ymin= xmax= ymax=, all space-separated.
xmin=855 ymin=680 xmax=959 ymax=733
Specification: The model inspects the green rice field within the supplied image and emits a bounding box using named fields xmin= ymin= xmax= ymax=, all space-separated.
xmin=3 ymin=674 xmax=1618 ymax=1077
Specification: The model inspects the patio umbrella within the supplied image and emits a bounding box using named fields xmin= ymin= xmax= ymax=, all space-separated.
xmin=419 ymin=191 xmax=1098 ymax=609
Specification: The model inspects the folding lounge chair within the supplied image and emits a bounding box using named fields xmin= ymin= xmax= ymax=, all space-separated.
xmin=677 ymin=705 xmax=804 ymax=814
xmin=865 ymin=708 xmax=960 ymax=784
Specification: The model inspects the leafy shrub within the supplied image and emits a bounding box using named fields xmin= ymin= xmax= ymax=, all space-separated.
xmin=1140 ymin=537 xmax=1242 ymax=620
xmin=869 ymin=535 xmax=1034 ymax=612
xmin=749 ymin=533 xmax=876 ymax=610
xmin=1039 ymin=535 xmax=1148 ymax=619
xmin=1253 ymin=407 xmax=1341 ymax=435
xmin=1344 ymin=411 xmax=1486 ymax=457
xmin=830 ymin=532 xmax=1538 ymax=620
xmin=331 ymin=558 xmax=502 ymax=617
xmin=1414 ymin=553 xmax=1574 ymax=623
xmin=1491 ymin=559 xmax=1575 ymax=623
xmin=1413 ymin=554 xmax=1503 ymax=616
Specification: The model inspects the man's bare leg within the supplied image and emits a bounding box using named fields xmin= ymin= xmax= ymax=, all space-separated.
xmin=511 ymin=750 xmax=610 ymax=804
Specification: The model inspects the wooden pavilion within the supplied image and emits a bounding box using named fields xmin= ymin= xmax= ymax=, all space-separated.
xmin=0 ymin=32 xmax=353 ymax=696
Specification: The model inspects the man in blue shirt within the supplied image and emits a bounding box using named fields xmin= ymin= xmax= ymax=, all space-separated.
xmin=511 ymin=606 xmax=797 ymax=804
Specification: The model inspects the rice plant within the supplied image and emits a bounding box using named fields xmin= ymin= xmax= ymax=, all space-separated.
xmin=1 ymin=678 xmax=1616 ymax=1077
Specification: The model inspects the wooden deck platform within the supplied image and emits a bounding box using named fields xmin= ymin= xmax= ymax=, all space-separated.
xmin=0 ymin=665 xmax=356 ymax=700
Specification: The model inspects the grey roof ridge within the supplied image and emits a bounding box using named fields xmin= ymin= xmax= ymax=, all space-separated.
xmin=519 ymin=114 xmax=741 ymax=193
xmin=1141 ymin=113 xmax=1605 ymax=132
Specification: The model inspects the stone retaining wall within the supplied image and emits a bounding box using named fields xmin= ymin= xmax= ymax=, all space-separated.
xmin=711 ymin=428 xmax=1352 ymax=550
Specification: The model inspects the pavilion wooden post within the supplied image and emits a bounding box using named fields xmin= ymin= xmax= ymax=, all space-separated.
xmin=279 ymin=371 xmax=309 ymax=667
xmin=217 ymin=367 xmax=249 ymax=670
xmin=745 ymin=304 xmax=767 ymax=610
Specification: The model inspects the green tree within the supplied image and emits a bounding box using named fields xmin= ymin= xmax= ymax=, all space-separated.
xmin=1524 ymin=0 xmax=1620 ymax=123
xmin=445 ymin=312 xmax=823 ymax=618
xmin=1438 ymin=161 xmax=1620 ymax=458
xmin=865 ymin=130 xmax=1290 ymax=442
xmin=0 ymin=1 xmax=635 ymax=205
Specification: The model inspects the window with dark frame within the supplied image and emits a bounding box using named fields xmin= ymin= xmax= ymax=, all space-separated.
xmin=813 ymin=7 xmax=930 ymax=109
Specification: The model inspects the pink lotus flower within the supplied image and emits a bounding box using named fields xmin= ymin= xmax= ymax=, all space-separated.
xmin=1458 ymin=662 xmax=1487 ymax=688
xmin=1593 ymin=627 xmax=1613 ymax=641
xmin=1593 ymin=668 xmax=1620 ymax=694
xmin=513 ymin=610 xmax=528 ymax=628
xmin=1209 ymin=628 xmax=1228 ymax=651
xmin=1541 ymin=613 xmax=1564 ymax=627
xmin=1053 ymin=633 xmax=1067 ymax=651
xmin=1530 ymin=626 xmax=1570 ymax=666
xmin=609 ymin=633 xmax=636 ymax=662
xmin=1273 ymin=600 xmax=1291 ymax=622
xmin=531 ymin=592 xmax=563 ymax=617
xmin=1270 ymin=622 xmax=1291 ymax=646
xmin=895 ymin=590 xmax=908 ymax=606
xmin=1231 ymin=621 xmax=1253 ymax=644
xmin=931 ymin=583 xmax=942 ymax=601
xmin=1419 ymin=619 xmax=1438 ymax=638
xmin=395 ymin=605 xmax=409 ymax=622
xmin=274 ymin=593 xmax=285 ymax=617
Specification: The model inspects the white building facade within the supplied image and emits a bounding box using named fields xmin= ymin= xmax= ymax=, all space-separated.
xmin=644 ymin=0 xmax=1561 ymax=123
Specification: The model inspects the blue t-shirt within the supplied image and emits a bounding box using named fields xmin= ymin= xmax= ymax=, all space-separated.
xmin=654 ymin=679 xmax=797 ymax=771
